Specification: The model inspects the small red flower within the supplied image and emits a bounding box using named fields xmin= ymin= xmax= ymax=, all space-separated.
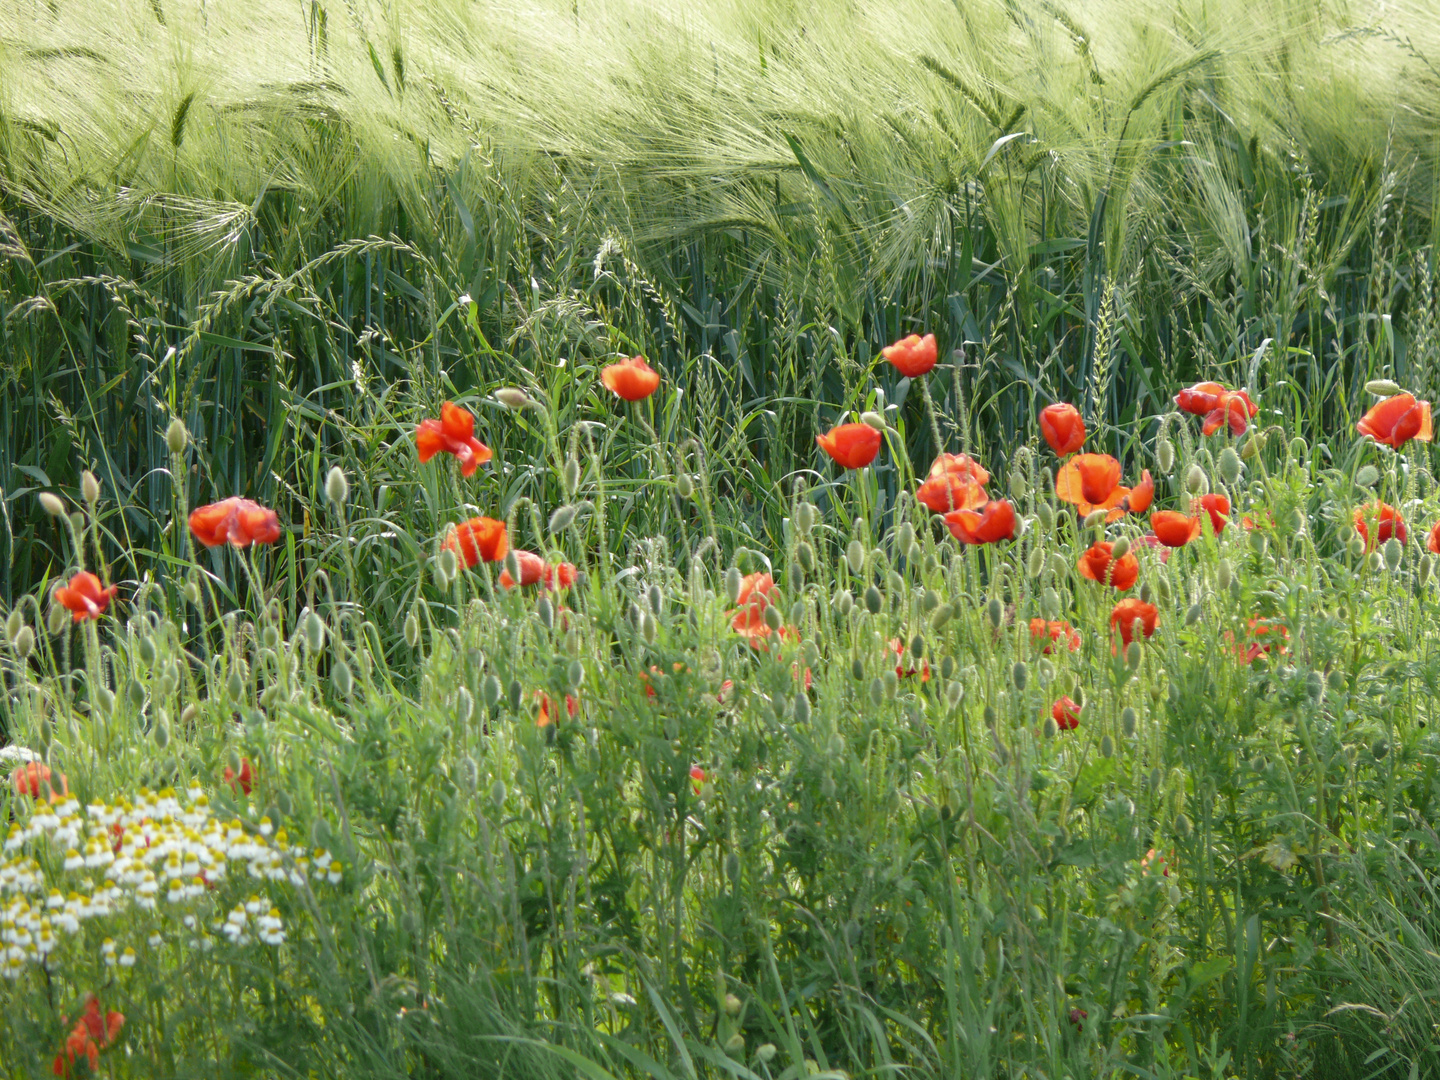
xmin=944 ymin=500 xmax=1016 ymax=544
xmin=882 ymin=333 xmax=938 ymax=378
xmin=1150 ymin=510 xmax=1201 ymax=548
xmin=1056 ymin=454 xmax=1128 ymax=516
xmin=498 ymin=549 xmax=546 ymax=588
xmin=1357 ymin=393 xmax=1433 ymax=449
xmin=1067 ymin=1006 xmax=1089 ymax=1028
xmin=442 ymin=517 xmax=509 ymax=568
xmin=816 ymin=423 xmax=882 ymax=469
xmin=1052 ymin=696 xmax=1081 ymax=731
xmin=600 ymin=356 xmax=661 ymax=401
xmin=543 ymin=561 xmax=577 ymax=589
xmin=1110 ymin=598 xmax=1159 ymax=646
xmin=1030 ymin=618 xmax=1081 ymax=653
xmin=1233 ymin=616 xmax=1288 ymax=664
xmin=189 ymin=497 xmax=282 ymax=549
xmin=223 ymin=757 xmax=253 ymax=796
xmin=1200 ymin=390 xmax=1258 ymax=436
xmin=1124 ymin=470 xmax=1155 ymax=515
xmin=415 ymin=402 xmax=493 ymax=477
xmin=1077 ymin=542 xmax=1139 ymax=590
xmin=1196 ymin=493 xmax=1231 ymax=535
xmin=1354 ymin=501 xmax=1406 ymax=551
xmin=689 ymin=765 xmax=707 ymax=794
xmin=731 ymin=573 xmax=783 ymax=643
xmin=1175 ymin=382 xmax=1228 ymax=416
xmin=535 ymin=692 xmax=579 ymax=728
xmin=916 ymin=453 xmax=989 ymax=514
xmin=889 ymin=638 xmax=930 ymax=681
xmin=1039 ymin=403 xmax=1086 ymax=456
xmin=1428 ymin=521 xmax=1440 ymax=554
xmin=12 ymin=762 xmax=67 ymax=802
xmin=53 ymin=572 xmax=119 ymax=623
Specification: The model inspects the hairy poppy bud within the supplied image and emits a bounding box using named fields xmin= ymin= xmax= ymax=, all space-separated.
xmin=1109 ymin=536 xmax=1131 ymax=561
xmin=4 ymin=610 xmax=21 ymax=645
xmin=490 ymin=779 xmax=507 ymax=807
xmin=724 ymin=566 xmax=742 ymax=604
xmin=793 ymin=693 xmax=811 ymax=724
xmin=836 ymin=589 xmax=854 ymax=617
xmin=12 ymin=625 xmax=34 ymax=660
xmin=921 ymin=589 xmax=940 ymax=613
xmin=404 ymin=611 xmax=421 ymax=649
xmin=81 ymin=470 xmax=101 ymax=506
xmin=846 ymin=539 xmax=866 ymax=575
xmin=1366 ymin=379 xmax=1402 ymax=396
xmin=184 ymin=579 xmax=201 ymax=605
xmin=1305 ymin=671 xmax=1324 ymax=700
xmin=459 ymin=755 xmax=479 ymax=795
xmin=46 ymin=603 xmax=68 ymax=636
xmin=1347 ymin=535 xmax=1366 ymax=559
xmin=946 ymin=680 xmax=963 ymax=706
xmin=910 ymin=633 xmax=925 ymax=659
xmin=1121 ymin=706 xmax=1137 ymax=737
xmin=795 ymin=502 xmax=817 ymax=533
xmin=305 ymin=611 xmax=326 ymax=653
xmin=895 ymin=522 xmax=915 ymax=556
xmin=1037 ymin=503 xmax=1055 ymax=530
xmin=868 ymin=677 xmax=884 ymax=706
xmin=864 ymin=586 xmax=883 ymax=615
xmin=1008 ymin=472 xmax=1029 ymax=501
xmin=986 ymin=597 xmax=1003 ymax=629
xmin=1041 ymin=588 xmax=1061 ymax=619
xmin=1218 ymin=447 xmax=1242 ymax=485
xmin=882 ymin=670 xmax=899 ymax=699
xmin=1027 ymin=546 xmax=1046 ymax=578
xmin=455 ymin=686 xmax=475 ymax=726
xmin=1366 ymin=551 xmax=1383 ymax=572
xmin=549 ymin=504 xmax=579 ymax=535
xmin=642 ymin=610 xmax=659 ymax=642
xmin=1156 ymin=438 xmax=1175 ymax=473
xmin=481 ymin=674 xmax=502 ymax=709
xmin=1421 ymin=554 xmax=1435 ymax=586
xmin=1184 ymin=465 xmax=1207 ymax=495
xmin=1126 ymin=641 xmax=1142 ymax=671
xmin=860 ymin=411 xmax=886 ymax=432
xmin=153 ymin=714 xmax=170 ymax=749
xmin=38 ymin=492 xmax=65 ymax=517
xmin=1372 ymin=738 xmax=1389 ymax=760
xmin=647 ymin=584 xmax=663 ymax=616
xmin=1216 ymin=560 xmax=1232 ymax=591
xmin=887 ymin=570 xmax=905 ymax=596
xmin=1241 ymin=432 xmax=1264 ymax=460
xmin=984 ymin=704 xmax=997 ymax=726
xmin=166 ymin=417 xmax=189 ymax=455
xmin=494 ymin=387 xmax=529 ymax=409
xmin=1050 ymin=553 xmax=1071 ymax=578
xmin=506 ymin=679 xmax=522 ymax=712
xmin=334 ymin=659 xmax=354 ymax=699
xmin=1042 ymin=716 xmax=1058 ymax=738
xmin=226 ymin=670 xmax=245 ymax=702
xmin=1355 ymin=464 xmax=1379 ymax=488
xmin=850 ymin=656 xmax=866 ymax=681
xmin=1083 ymin=509 xmax=1108 ymax=530
xmin=1383 ymin=537 xmax=1403 ymax=572
xmin=1100 ymin=734 xmax=1114 ymax=758
xmin=1175 ymin=812 xmax=1192 ymax=837
xmin=675 ymin=473 xmax=695 ymax=499
xmin=1071 ymin=684 xmax=1086 ymax=708
xmin=756 ymin=1045 xmax=777 ymax=1065
xmin=1012 ymin=660 xmax=1028 ymax=690
xmin=127 ymin=680 xmax=146 ymax=708
xmin=562 ymin=456 xmax=581 ymax=494
xmin=931 ymin=602 xmax=953 ymax=628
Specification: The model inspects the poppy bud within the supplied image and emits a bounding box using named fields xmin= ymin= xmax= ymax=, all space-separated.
xmin=494 ymin=387 xmax=530 ymax=409
xmin=1421 ymin=554 xmax=1435 ymax=586
xmin=864 ymin=586 xmax=883 ymax=615
xmin=1120 ymin=706 xmax=1137 ymax=737
xmin=46 ymin=603 xmax=67 ymax=636
xmin=860 ymin=411 xmax=886 ymax=432
xmin=166 ymin=417 xmax=189 ymax=454
xmin=909 ymin=634 xmax=926 ymax=659
xmin=562 ymin=456 xmax=581 ymax=494
xmin=1109 ymin=536 xmax=1131 ymax=561
xmin=334 ymin=659 xmax=354 ymax=699
xmin=1042 ymin=716 xmax=1058 ymax=738
xmin=1050 ymin=554 xmax=1071 ymax=578
xmin=868 ymin=677 xmax=884 ymax=706
xmin=1041 ymin=588 xmax=1060 ymax=618
xmin=946 ymin=680 xmax=964 ymax=706
xmin=38 ymin=492 xmax=65 ymax=517
xmin=12 ymin=626 xmax=34 ymax=660
xmin=886 ymin=570 xmax=905 ymax=596
xmin=459 ymin=755 xmax=479 ymax=795
xmin=986 ymin=598 xmax=1003 ymax=629
xmin=1384 ymin=537 xmax=1403 ymax=571
xmin=1184 ymin=465 xmax=1207 ymax=495
xmin=793 ymin=693 xmax=811 ymax=724
xmin=795 ymin=502 xmax=817 ymax=533
xmin=1083 ymin=509 xmax=1108 ymax=529
xmin=1012 ymin=661 xmax=1028 ymax=690
xmin=1241 ymin=431 xmax=1265 ymax=460
xmin=404 ymin=611 xmax=421 ymax=649
xmin=793 ymin=542 xmax=814 ymax=572
xmin=1156 ymin=438 xmax=1175 ymax=473
xmin=921 ymin=589 xmax=940 ymax=613
xmin=1027 ymin=546 xmax=1046 ymax=578
xmin=3 ymin=610 xmax=20 ymax=645
xmin=323 ymin=465 xmax=349 ymax=506
xmin=1126 ymin=641 xmax=1142 ymax=671
xmin=1216 ymin=560 xmax=1232 ymax=591
xmin=1218 ymin=447 xmax=1242 ymax=485
xmin=183 ymin=579 xmax=201 ymax=605
xmin=674 ymin=473 xmax=695 ymax=499
xmin=226 ymin=670 xmax=245 ymax=701
xmin=480 ymin=674 xmax=502 ymax=709
xmin=305 ymin=611 xmax=326 ymax=653
xmin=1071 ymin=684 xmax=1086 ymax=708
xmin=1355 ymin=464 xmax=1379 ymax=488
xmin=1347 ymin=535 xmax=1366 ymax=558
xmin=1008 ymin=472 xmax=1029 ymax=501
xmin=836 ymin=589 xmax=854 ymax=617
xmin=533 ymin=595 xmax=553 ymax=629
xmin=1366 ymin=379 xmax=1402 ymax=396
xmin=456 ymin=687 xmax=475 ymax=726
xmin=491 ymin=779 xmax=507 ymax=807
xmin=984 ymin=704 xmax=997 ymax=726
xmin=1367 ymin=551 xmax=1383 ymax=572
xmin=1100 ymin=734 xmax=1114 ymax=758
xmin=1372 ymin=738 xmax=1389 ymax=760
xmin=127 ymin=680 xmax=146 ymax=708
xmin=1140 ymin=582 xmax=1155 ymax=605
xmin=850 ymin=657 xmax=866 ymax=681
xmin=153 ymin=715 xmax=170 ymax=749
xmin=642 ymin=610 xmax=659 ymax=642
xmin=895 ymin=522 xmax=915 ymax=556
xmin=81 ymin=470 xmax=101 ymax=506
xmin=756 ymin=1045 xmax=777 ymax=1065
xmin=506 ymin=679 xmax=522 ymax=712
xmin=724 ymin=566 xmax=742 ymax=604
xmin=931 ymin=602 xmax=954 ymax=628
xmin=1305 ymin=671 xmax=1323 ymax=700
xmin=846 ymin=539 xmax=866 ymax=575
xmin=1037 ymin=503 xmax=1055 ymax=530
xmin=882 ymin=670 xmax=899 ymax=699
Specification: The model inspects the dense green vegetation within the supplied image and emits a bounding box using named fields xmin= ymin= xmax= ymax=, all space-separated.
xmin=3 ymin=0 xmax=1440 ymax=1076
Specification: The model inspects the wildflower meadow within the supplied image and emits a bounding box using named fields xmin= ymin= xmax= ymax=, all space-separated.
xmin=4 ymin=1 xmax=1440 ymax=1078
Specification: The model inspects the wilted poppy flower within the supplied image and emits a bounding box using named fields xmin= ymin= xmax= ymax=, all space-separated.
xmin=53 ymin=572 xmax=118 ymax=623
xmin=916 ymin=453 xmax=989 ymax=513
xmin=12 ymin=761 xmax=67 ymax=802
xmin=442 ymin=517 xmax=509 ymax=568
xmin=1357 ymin=393 xmax=1433 ymax=449
xmin=415 ymin=402 xmax=493 ymax=477
xmin=600 ymin=356 xmax=661 ymax=402
xmin=1201 ymin=390 xmax=1259 ymax=436
xmin=817 ymin=423 xmax=881 ymax=469
xmin=944 ymin=499 xmax=1017 ymax=544
xmin=1354 ymin=501 xmax=1406 ymax=550
xmin=1110 ymin=598 xmax=1158 ymax=646
xmin=223 ymin=757 xmax=253 ymax=796
xmin=1030 ymin=618 xmax=1081 ymax=653
xmin=889 ymin=637 xmax=930 ymax=681
xmin=1232 ymin=616 xmax=1288 ymax=664
xmin=1077 ymin=541 xmax=1139 ymax=590
xmin=189 ymin=498 xmax=282 ymax=549
xmin=1197 ymin=493 xmax=1230 ymax=535
xmin=1039 ymin=403 xmax=1086 ymax=456
xmin=882 ymin=333 xmax=937 ymax=378
xmin=1175 ymin=382 xmax=1228 ymax=415
xmin=1056 ymin=454 xmax=1128 ymax=515
xmin=499 ymin=550 xmax=546 ymax=589
xmin=1150 ymin=511 xmax=1201 ymax=548
xmin=1429 ymin=521 xmax=1440 ymax=554
xmin=1052 ymin=696 xmax=1081 ymax=731
xmin=1068 ymin=1006 xmax=1089 ymax=1027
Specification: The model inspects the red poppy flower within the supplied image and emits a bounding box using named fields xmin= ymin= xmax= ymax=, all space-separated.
xmin=189 ymin=498 xmax=282 ymax=549
xmin=1175 ymin=382 xmax=1228 ymax=415
xmin=52 ymin=572 xmax=118 ymax=623
xmin=944 ymin=499 xmax=1016 ymax=544
xmin=223 ymin=756 xmax=253 ymax=796
xmin=1354 ymin=501 xmax=1406 ymax=550
xmin=442 ymin=517 xmax=509 ymax=568
xmin=1077 ymin=542 xmax=1139 ymax=590
xmin=1429 ymin=521 xmax=1440 ymax=554
xmin=1110 ymin=598 xmax=1159 ymax=645
xmin=1150 ymin=511 xmax=1201 ymax=548
xmin=1124 ymin=470 xmax=1155 ymax=515
xmin=600 ymin=356 xmax=662 ymax=402
xmin=1056 ymin=454 xmax=1128 ymax=515
xmin=1196 ymin=493 xmax=1230 ymax=535
xmin=882 ymin=333 xmax=938 ymax=378
xmin=916 ymin=453 xmax=990 ymax=513
xmin=1357 ymin=393 xmax=1433 ymax=449
xmin=689 ymin=765 xmax=707 ymax=794
xmin=1140 ymin=848 xmax=1170 ymax=877
xmin=731 ymin=573 xmax=780 ymax=640
xmin=817 ymin=423 xmax=881 ymax=469
xmin=543 ymin=561 xmax=577 ymax=589
xmin=415 ymin=402 xmax=493 ymax=477
xmin=12 ymin=761 xmax=67 ymax=802
xmin=1200 ymin=390 xmax=1259 ymax=436
xmin=889 ymin=638 xmax=930 ymax=681
xmin=499 ymin=549 xmax=546 ymax=589
xmin=1039 ymin=403 xmax=1086 ymax=456
xmin=1052 ymin=696 xmax=1081 ymax=731
xmin=535 ymin=692 xmax=579 ymax=728
xmin=1232 ymin=616 xmax=1288 ymax=664
xmin=1030 ymin=618 xmax=1081 ymax=653
xmin=54 ymin=996 xmax=122 ymax=1077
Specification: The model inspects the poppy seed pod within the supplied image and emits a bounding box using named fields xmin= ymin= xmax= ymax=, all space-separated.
xmin=325 ymin=466 xmax=349 ymax=506
xmin=846 ymin=539 xmax=866 ymax=575
xmin=334 ymin=659 xmax=354 ymax=699
xmin=1121 ymin=706 xmax=1137 ymax=737
xmin=1366 ymin=379 xmax=1403 ymax=396
xmin=166 ymin=417 xmax=189 ymax=454
xmin=38 ymin=492 xmax=65 ymax=517
xmin=864 ymin=586 xmax=883 ymax=615
xmin=562 ymin=456 xmax=581 ymax=494
xmin=1218 ymin=447 xmax=1242 ymax=485
xmin=1157 ymin=438 xmax=1175 ymax=473
xmin=1355 ymin=464 xmax=1379 ymax=488
xmin=860 ymin=411 xmax=886 ymax=432
xmin=1184 ymin=465 xmax=1207 ymax=495
xmin=81 ymin=470 xmax=101 ymax=506
xmin=987 ymin=597 xmax=1003 ymax=629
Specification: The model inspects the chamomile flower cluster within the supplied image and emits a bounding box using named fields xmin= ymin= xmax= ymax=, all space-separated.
xmin=0 ymin=782 xmax=343 ymax=978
